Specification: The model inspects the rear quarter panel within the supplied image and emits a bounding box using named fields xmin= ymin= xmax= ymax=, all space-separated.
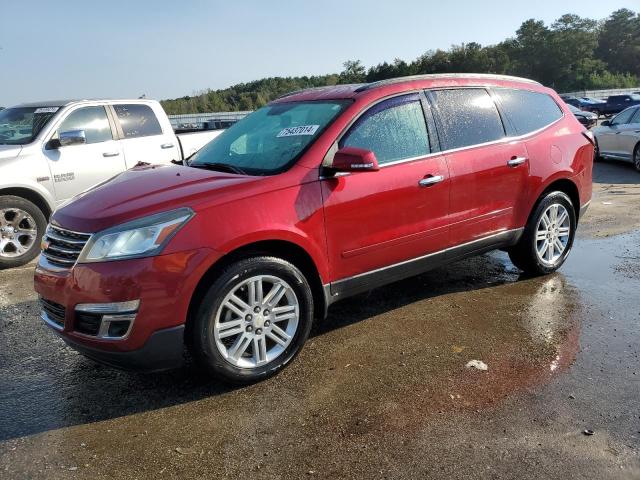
xmin=517 ymin=94 xmax=593 ymax=226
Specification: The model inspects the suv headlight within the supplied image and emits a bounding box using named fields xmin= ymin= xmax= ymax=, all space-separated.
xmin=78 ymin=208 xmax=194 ymax=263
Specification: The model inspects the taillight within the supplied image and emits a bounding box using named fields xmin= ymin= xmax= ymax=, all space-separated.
xmin=582 ymin=130 xmax=595 ymax=145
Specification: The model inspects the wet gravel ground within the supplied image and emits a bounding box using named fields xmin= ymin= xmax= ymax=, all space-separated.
xmin=1 ymin=162 xmax=639 ymax=479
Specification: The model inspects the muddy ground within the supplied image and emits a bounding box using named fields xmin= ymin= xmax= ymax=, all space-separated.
xmin=1 ymin=161 xmax=639 ymax=479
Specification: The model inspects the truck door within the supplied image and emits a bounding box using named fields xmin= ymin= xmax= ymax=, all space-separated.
xmin=43 ymin=105 xmax=125 ymax=203
xmin=110 ymin=103 xmax=180 ymax=166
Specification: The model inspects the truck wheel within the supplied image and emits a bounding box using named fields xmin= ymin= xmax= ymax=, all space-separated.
xmin=190 ymin=256 xmax=314 ymax=384
xmin=0 ymin=196 xmax=47 ymax=269
xmin=508 ymin=192 xmax=576 ymax=276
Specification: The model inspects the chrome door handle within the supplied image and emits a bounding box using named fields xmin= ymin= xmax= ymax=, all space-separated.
xmin=161 ymin=143 xmax=175 ymax=149
xmin=419 ymin=175 xmax=444 ymax=187
xmin=102 ymin=152 xmax=120 ymax=157
xmin=507 ymin=156 xmax=527 ymax=167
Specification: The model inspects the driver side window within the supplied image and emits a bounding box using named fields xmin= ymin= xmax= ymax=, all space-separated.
xmin=611 ymin=108 xmax=637 ymax=126
xmin=57 ymin=106 xmax=113 ymax=144
xmin=340 ymin=94 xmax=430 ymax=165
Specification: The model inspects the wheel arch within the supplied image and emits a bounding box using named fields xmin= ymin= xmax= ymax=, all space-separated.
xmin=185 ymin=239 xmax=328 ymax=345
xmin=531 ymin=178 xmax=581 ymax=224
xmin=0 ymin=187 xmax=54 ymax=219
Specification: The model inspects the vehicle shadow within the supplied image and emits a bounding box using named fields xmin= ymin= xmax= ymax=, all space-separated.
xmin=594 ymin=160 xmax=640 ymax=185
xmin=0 ymin=251 xmax=538 ymax=441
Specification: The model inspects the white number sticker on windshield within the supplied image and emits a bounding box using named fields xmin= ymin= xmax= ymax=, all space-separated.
xmin=277 ymin=125 xmax=320 ymax=137
xmin=34 ymin=107 xmax=59 ymax=114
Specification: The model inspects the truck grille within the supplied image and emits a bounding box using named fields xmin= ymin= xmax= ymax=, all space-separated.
xmin=42 ymin=225 xmax=91 ymax=267
xmin=40 ymin=298 xmax=66 ymax=328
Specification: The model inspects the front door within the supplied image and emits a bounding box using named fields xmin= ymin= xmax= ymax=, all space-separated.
xmin=44 ymin=105 xmax=125 ymax=204
xmin=321 ymin=94 xmax=450 ymax=295
xmin=598 ymin=107 xmax=639 ymax=158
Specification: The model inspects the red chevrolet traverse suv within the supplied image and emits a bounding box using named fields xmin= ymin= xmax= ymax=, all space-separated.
xmin=34 ymin=74 xmax=593 ymax=383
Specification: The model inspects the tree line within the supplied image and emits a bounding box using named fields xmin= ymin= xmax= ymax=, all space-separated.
xmin=161 ymin=8 xmax=640 ymax=115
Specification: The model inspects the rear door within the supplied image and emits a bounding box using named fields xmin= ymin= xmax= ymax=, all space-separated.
xmin=321 ymin=93 xmax=450 ymax=292
xmin=428 ymin=88 xmax=528 ymax=244
xmin=43 ymin=105 xmax=125 ymax=203
xmin=110 ymin=103 xmax=179 ymax=167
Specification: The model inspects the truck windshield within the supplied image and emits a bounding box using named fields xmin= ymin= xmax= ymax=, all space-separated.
xmin=0 ymin=107 xmax=60 ymax=145
xmin=189 ymin=100 xmax=351 ymax=175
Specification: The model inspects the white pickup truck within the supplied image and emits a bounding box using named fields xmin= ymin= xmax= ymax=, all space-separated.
xmin=0 ymin=99 xmax=223 ymax=268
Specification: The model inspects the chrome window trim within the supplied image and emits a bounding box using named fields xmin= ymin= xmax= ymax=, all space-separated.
xmin=321 ymin=87 xmax=566 ymax=173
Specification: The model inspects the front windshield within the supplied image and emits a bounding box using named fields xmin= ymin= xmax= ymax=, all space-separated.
xmin=189 ymin=100 xmax=351 ymax=175
xmin=0 ymin=106 xmax=60 ymax=145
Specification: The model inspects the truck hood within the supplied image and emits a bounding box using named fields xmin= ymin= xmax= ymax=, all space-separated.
xmin=0 ymin=145 xmax=22 ymax=160
xmin=52 ymin=164 xmax=260 ymax=232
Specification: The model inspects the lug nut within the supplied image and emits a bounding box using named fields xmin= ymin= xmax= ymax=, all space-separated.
xmin=264 ymin=310 xmax=269 ymax=316
xmin=246 ymin=325 xmax=253 ymax=332
xmin=254 ymin=306 xmax=261 ymax=313
xmin=264 ymin=320 xmax=271 ymax=327
xmin=255 ymin=328 xmax=263 ymax=335
xmin=245 ymin=314 xmax=253 ymax=321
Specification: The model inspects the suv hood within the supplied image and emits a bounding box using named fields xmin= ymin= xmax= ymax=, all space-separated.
xmin=52 ymin=164 xmax=259 ymax=232
xmin=0 ymin=145 xmax=22 ymax=160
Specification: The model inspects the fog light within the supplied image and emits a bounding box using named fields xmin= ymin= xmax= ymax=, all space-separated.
xmin=75 ymin=300 xmax=140 ymax=314
xmin=74 ymin=300 xmax=139 ymax=339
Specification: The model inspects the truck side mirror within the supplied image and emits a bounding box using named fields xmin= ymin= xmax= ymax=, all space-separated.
xmin=59 ymin=129 xmax=86 ymax=147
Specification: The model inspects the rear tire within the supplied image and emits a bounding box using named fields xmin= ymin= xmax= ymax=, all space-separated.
xmin=594 ymin=139 xmax=602 ymax=162
xmin=190 ymin=256 xmax=314 ymax=384
xmin=0 ymin=196 xmax=47 ymax=269
xmin=508 ymin=192 xmax=576 ymax=276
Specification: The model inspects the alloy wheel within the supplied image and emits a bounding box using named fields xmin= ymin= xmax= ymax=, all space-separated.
xmin=0 ymin=208 xmax=38 ymax=258
xmin=213 ymin=275 xmax=299 ymax=369
xmin=535 ymin=204 xmax=571 ymax=266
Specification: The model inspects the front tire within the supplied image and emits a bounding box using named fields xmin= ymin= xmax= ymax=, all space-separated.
xmin=0 ymin=196 xmax=47 ymax=269
xmin=633 ymin=144 xmax=640 ymax=173
xmin=508 ymin=192 xmax=576 ymax=276
xmin=190 ymin=256 xmax=314 ymax=384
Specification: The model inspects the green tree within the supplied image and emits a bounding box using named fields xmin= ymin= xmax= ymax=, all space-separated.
xmin=596 ymin=9 xmax=640 ymax=76
xmin=339 ymin=60 xmax=366 ymax=83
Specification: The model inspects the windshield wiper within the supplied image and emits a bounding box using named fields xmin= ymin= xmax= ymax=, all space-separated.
xmin=190 ymin=162 xmax=247 ymax=175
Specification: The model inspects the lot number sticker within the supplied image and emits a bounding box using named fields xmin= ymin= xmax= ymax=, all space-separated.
xmin=34 ymin=107 xmax=59 ymax=114
xmin=277 ymin=125 xmax=320 ymax=137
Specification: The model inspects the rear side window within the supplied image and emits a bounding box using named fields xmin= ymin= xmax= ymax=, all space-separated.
xmin=340 ymin=94 xmax=430 ymax=164
xmin=57 ymin=106 xmax=113 ymax=144
xmin=430 ymin=88 xmax=505 ymax=150
xmin=494 ymin=89 xmax=563 ymax=135
xmin=113 ymin=104 xmax=162 ymax=138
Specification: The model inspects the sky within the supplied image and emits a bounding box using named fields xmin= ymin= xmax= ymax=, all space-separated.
xmin=1 ymin=0 xmax=637 ymax=106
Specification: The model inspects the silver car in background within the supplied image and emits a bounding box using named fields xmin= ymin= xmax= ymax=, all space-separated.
xmin=594 ymin=106 xmax=640 ymax=172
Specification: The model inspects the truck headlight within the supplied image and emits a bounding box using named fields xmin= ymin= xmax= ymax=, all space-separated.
xmin=78 ymin=208 xmax=194 ymax=263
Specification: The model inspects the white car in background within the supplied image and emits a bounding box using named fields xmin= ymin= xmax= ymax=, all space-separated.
xmin=594 ymin=105 xmax=640 ymax=172
xmin=0 ymin=99 xmax=222 ymax=268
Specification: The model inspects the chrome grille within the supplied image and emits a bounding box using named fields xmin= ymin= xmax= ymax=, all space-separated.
xmin=42 ymin=225 xmax=91 ymax=267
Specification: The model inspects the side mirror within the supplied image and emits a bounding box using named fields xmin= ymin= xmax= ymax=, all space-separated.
xmin=59 ymin=129 xmax=86 ymax=147
xmin=601 ymin=120 xmax=611 ymax=127
xmin=330 ymin=147 xmax=379 ymax=172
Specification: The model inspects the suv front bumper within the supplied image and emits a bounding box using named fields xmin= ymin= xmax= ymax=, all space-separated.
xmin=34 ymin=247 xmax=219 ymax=372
